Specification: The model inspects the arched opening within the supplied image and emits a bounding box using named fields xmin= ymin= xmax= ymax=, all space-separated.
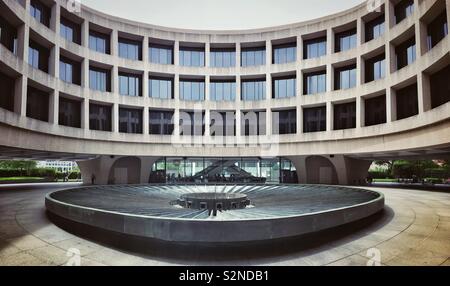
xmin=108 ymin=157 xmax=141 ymax=184
xmin=305 ymin=156 xmax=338 ymax=185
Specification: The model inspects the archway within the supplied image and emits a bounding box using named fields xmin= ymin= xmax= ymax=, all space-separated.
xmin=305 ymin=156 xmax=338 ymax=185
xmin=108 ymin=157 xmax=141 ymax=184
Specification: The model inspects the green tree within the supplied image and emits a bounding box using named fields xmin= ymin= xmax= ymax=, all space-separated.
xmin=0 ymin=160 xmax=37 ymax=176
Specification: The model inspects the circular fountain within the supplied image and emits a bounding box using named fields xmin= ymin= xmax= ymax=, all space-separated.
xmin=45 ymin=184 xmax=384 ymax=243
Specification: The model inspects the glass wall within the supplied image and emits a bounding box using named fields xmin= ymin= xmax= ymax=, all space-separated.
xmin=396 ymin=83 xmax=418 ymax=120
xmin=273 ymin=43 xmax=296 ymax=64
xmin=60 ymin=56 xmax=80 ymax=85
xmin=179 ymin=47 xmax=205 ymax=67
xmin=365 ymin=95 xmax=386 ymax=126
xmin=427 ymin=11 xmax=448 ymax=50
xmin=365 ymin=54 xmax=385 ymax=82
xmin=303 ymin=106 xmax=326 ymax=133
xmin=180 ymin=80 xmax=205 ymax=101
xmin=149 ymin=76 xmax=173 ymax=99
xmin=119 ymin=73 xmax=141 ymax=97
xmin=118 ymin=38 xmax=142 ymax=60
xmin=273 ymin=76 xmax=296 ymax=98
xmin=89 ymin=103 xmax=111 ymax=131
xmin=304 ymin=71 xmax=326 ymax=95
xmin=28 ymin=40 xmax=49 ymax=72
xmin=303 ymin=37 xmax=326 ymax=59
xmin=241 ymin=47 xmax=266 ymax=67
xmin=149 ymin=43 xmax=173 ymax=65
xmin=335 ymin=65 xmax=357 ymax=90
xmin=0 ymin=16 xmax=18 ymax=54
xmin=119 ymin=108 xmax=142 ymax=134
xmin=396 ymin=37 xmax=416 ymax=70
xmin=0 ymin=72 xmax=15 ymax=112
xmin=241 ymin=79 xmax=266 ymax=101
xmin=210 ymin=81 xmax=236 ymax=101
xmin=210 ymin=48 xmax=236 ymax=68
xmin=333 ymin=102 xmax=356 ymax=130
xmin=149 ymin=157 xmax=297 ymax=184
xmin=149 ymin=110 xmax=174 ymax=135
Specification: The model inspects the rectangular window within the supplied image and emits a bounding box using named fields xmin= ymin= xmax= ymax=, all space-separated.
xmin=179 ymin=111 xmax=205 ymax=136
xmin=335 ymin=29 xmax=357 ymax=52
xmin=89 ymin=104 xmax=112 ymax=131
xmin=210 ymin=111 xmax=236 ymax=137
xmin=429 ymin=64 xmax=450 ymax=109
xmin=89 ymin=67 xmax=110 ymax=92
xmin=59 ymin=97 xmax=81 ymax=128
xmin=365 ymin=54 xmax=385 ymax=83
xmin=427 ymin=11 xmax=448 ymax=50
xmin=303 ymin=106 xmax=326 ymax=133
xmin=119 ymin=108 xmax=143 ymax=134
xmin=241 ymin=47 xmax=266 ymax=67
xmin=365 ymin=95 xmax=386 ymax=126
xmin=304 ymin=71 xmax=326 ymax=95
xmin=210 ymin=48 xmax=236 ymax=68
xmin=273 ymin=43 xmax=296 ymax=64
xmin=26 ymin=86 xmax=49 ymax=122
xmin=0 ymin=72 xmax=15 ymax=111
xmin=273 ymin=109 xmax=297 ymax=135
xmin=396 ymin=83 xmax=418 ymax=120
xmin=396 ymin=37 xmax=416 ymax=70
xmin=118 ymin=38 xmax=142 ymax=60
xmin=241 ymin=79 xmax=266 ymax=101
xmin=0 ymin=16 xmax=18 ymax=54
xmin=179 ymin=80 xmax=205 ymax=101
xmin=30 ymin=0 xmax=50 ymax=27
xmin=119 ymin=73 xmax=141 ymax=97
xmin=149 ymin=43 xmax=173 ymax=65
xmin=335 ymin=65 xmax=357 ymax=90
xmin=60 ymin=18 xmax=80 ymax=44
xmin=28 ymin=40 xmax=49 ymax=72
xmin=273 ymin=76 xmax=296 ymax=98
xmin=241 ymin=111 xmax=266 ymax=136
xmin=210 ymin=81 xmax=236 ymax=101
xmin=334 ymin=102 xmax=356 ymax=130
xmin=59 ymin=56 xmax=80 ymax=85
xmin=179 ymin=47 xmax=205 ymax=67
xmin=365 ymin=15 xmax=385 ymax=42
xmin=149 ymin=110 xmax=174 ymax=135
xmin=89 ymin=31 xmax=110 ymax=54
xmin=395 ymin=0 xmax=414 ymax=24
xmin=303 ymin=37 xmax=327 ymax=59
xmin=149 ymin=77 xmax=173 ymax=99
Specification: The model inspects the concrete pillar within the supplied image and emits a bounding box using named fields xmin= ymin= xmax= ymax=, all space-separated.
xmin=142 ymin=36 xmax=149 ymax=63
xmin=266 ymin=39 xmax=272 ymax=65
xmin=358 ymin=55 xmax=365 ymax=85
xmin=81 ymin=20 xmax=89 ymax=47
xmin=17 ymin=23 xmax=29 ymax=62
xmin=326 ymin=101 xmax=333 ymax=131
xmin=417 ymin=17 xmax=428 ymax=55
xmin=327 ymin=28 xmax=334 ymax=55
xmin=112 ymin=103 xmax=119 ymax=133
xmin=287 ymin=156 xmax=307 ymax=183
xmin=81 ymin=98 xmax=89 ymax=130
xmin=417 ymin=72 xmax=431 ymax=113
xmin=357 ymin=95 xmax=364 ymax=127
xmin=112 ymin=65 xmax=119 ymax=93
xmin=357 ymin=17 xmax=364 ymax=45
xmin=174 ymin=41 xmax=180 ymax=66
xmin=50 ymin=2 xmax=60 ymax=34
xmin=173 ymin=74 xmax=180 ymax=136
xmin=329 ymin=155 xmax=348 ymax=185
xmin=81 ymin=58 xmax=89 ymax=88
xmin=205 ymin=42 xmax=210 ymax=67
xmin=143 ymin=106 xmax=149 ymax=135
xmin=14 ymin=75 xmax=27 ymax=116
xmin=111 ymin=30 xmax=118 ymax=57
xmin=49 ymin=90 xmax=59 ymax=124
xmin=387 ymin=0 xmax=396 ymax=28
xmin=387 ymin=87 xmax=397 ymax=122
xmin=78 ymin=156 xmax=117 ymax=185
xmin=235 ymin=42 xmax=241 ymax=68
xmin=388 ymin=42 xmax=396 ymax=73
xmin=142 ymin=71 xmax=148 ymax=98
xmin=266 ymin=107 xmax=272 ymax=136
xmin=297 ymin=105 xmax=303 ymax=134
xmin=49 ymin=45 xmax=60 ymax=77
xmin=140 ymin=157 xmax=158 ymax=184
xmin=343 ymin=156 xmax=373 ymax=186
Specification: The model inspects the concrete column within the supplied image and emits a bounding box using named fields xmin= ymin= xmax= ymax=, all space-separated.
xmin=78 ymin=156 xmax=117 ymax=185
xmin=112 ymin=65 xmax=119 ymax=93
xmin=112 ymin=103 xmax=119 ymax=133
xmin=326 ymin=63 xmax=333 ymax=92
xmin=387 ymin=0 xmax=396 ymax=28
xmin=50 ymin=2 xmax=60 ymax=33
xmin=142 ymin=36 xmax=149 ymax=62
xmin=357 ymin=17 xmax=364 ymax=45
xmin=49 ymin=45 xmax=60 ymax=77
xmin=327 ymin=28 xmax=334 ymax=55
xmin=265 ymin=39 xmax=272 ymax=65
xmin=297 ymin=105 xmax=302 ymax=134
xmin=357 ymin=95 xmax=364 ymax=127
xmin=143 ymin=106 xmax=149 ymax=135
xmin=205 ymin=75 xmax=210 ymax=101
xmin=329 ymin=155 xmax=348 ymax=185
xmin=81 ymin=58 xmax=89 ymax=88
xmin=358 ymin=55 xmax=365 ymax=85
xmin=14 ymin=75 xmax=27 ymax=116
xmin=81 ymin=98 xmax=89 ymax=130
xmin=142 ymin=71 xmax=148 ymax=98
xmin=140 ymin=157 xmax=158 ymax=184
xmin=111 ymin=30 xmax=118 ymax=57
xmin=417 ymin=17 xmax=428 ymax=55
xmin=388 ymin=42 xmax=396 ymax=73
xmin=326 ymin=101 xmax=333 ymax=131
xmin=204 ymin=109 xmax=211 ymax=137
xmin=205 ymin=42 xmax=210 ymax=67
xmin=49 ymin=90 xmax=59 ymax=124
xmin=173 ymin=74 xmax=180 ymax=135
xmin=174 ymin=41 xmax=180 ymax=66
xmin=288 ymin=156 xmax=307 ymax=183
xmin=81 ymin=20 xmax=89 ymax=47
xmin=235 ymin=42 xmax=241 ymax=68
xmin=387 ymin=87 xmax=397 ymax=122
xmin=417 ymin=72 xmax=431 ymax=113
xmin=17 ymin=23 xmax=29 ymax=62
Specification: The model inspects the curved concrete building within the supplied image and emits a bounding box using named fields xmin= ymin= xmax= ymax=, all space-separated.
xmin=0 ymin=0 xmax=449 ymax=185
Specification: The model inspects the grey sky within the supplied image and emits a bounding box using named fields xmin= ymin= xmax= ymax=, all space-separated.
xmin=82 ymin=0 xmax=365 ymax=30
